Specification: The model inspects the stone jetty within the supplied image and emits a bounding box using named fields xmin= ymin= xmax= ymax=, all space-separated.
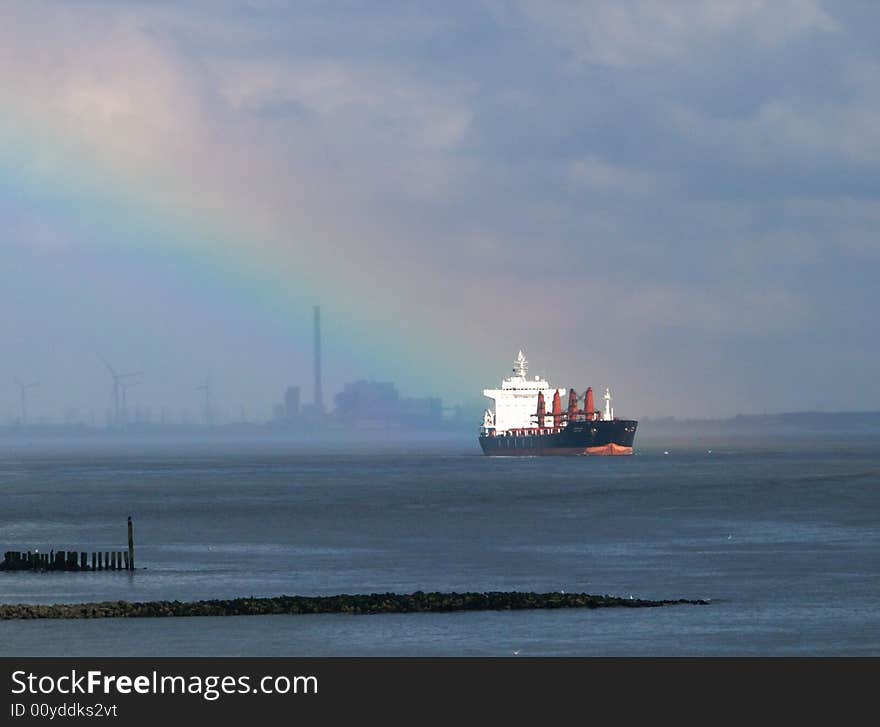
xmin=0 ymin=591 xmax=709 ymax=620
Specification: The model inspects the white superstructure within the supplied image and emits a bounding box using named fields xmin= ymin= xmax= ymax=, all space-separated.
xmin=481 ymin=351 xmax=566 ymax=433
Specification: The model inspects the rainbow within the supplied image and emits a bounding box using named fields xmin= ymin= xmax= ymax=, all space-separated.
xmin=0 ymin=103 xmax=485 ymax=402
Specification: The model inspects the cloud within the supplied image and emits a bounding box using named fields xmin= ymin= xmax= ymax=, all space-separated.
xmin=510 ymin=0 xmax=838 ymax=68
xmin=0 ymin=0 xmax=878 ymax=417
xmin=668 ymin=93 xmax=880 ymax=167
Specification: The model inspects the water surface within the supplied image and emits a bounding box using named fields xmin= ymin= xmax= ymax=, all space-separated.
xmin=0 ymin=435 xmax=877 ymax=655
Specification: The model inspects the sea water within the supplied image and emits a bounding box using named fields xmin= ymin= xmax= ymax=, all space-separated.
xmin=0 ymin=433 xmax=877 ymax=655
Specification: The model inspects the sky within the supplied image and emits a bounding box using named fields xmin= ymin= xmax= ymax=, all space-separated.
xmin=0 ymin=0 xmax=878 ymax=422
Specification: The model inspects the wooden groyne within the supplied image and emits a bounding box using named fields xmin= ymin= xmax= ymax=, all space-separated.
xmin=0 ymin=516 xmax=136 ymax=573
xmin=0 ymin=591 xmax=710 ymax=620
xmin=1 ymin=549 xmax=132 ymax=572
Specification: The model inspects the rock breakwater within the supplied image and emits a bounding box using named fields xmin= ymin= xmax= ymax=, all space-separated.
xmin=0 ymin=591 xmax=709 ymax=620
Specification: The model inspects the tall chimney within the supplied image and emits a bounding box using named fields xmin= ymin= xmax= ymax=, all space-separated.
xmin=313 ymin=305 xmax=324 ymax=413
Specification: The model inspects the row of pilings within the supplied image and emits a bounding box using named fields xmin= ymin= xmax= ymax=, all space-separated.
xmin=0 ymin=516 xmax=135 ymax=573
xmin=1 ymin=549 xmax=132 ymax=572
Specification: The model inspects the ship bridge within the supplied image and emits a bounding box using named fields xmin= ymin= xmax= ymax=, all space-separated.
xmin=482 ymin=351 xmax=566 ymax=433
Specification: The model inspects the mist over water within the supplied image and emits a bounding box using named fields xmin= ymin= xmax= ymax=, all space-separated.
xmin=1 ymin=428 xmax=877 ymax=655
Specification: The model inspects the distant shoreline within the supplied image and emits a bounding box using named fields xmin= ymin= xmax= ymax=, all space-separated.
xmin=2 ymin=410 xmax=880 ymax=442
xmin=0 ymin=591 xmax=709 ymax=620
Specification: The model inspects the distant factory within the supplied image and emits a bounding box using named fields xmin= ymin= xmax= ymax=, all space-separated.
xmin=333 ymin=380 xmax=442 ymax=429
xmin=272 ymin=305 xmax=444 ymax=430
xmin=4 ymin=303 xmax=460 ymax=435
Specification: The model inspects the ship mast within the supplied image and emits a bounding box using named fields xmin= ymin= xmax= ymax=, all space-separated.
xmin=513 ymin=350 xmax=528 ymax=378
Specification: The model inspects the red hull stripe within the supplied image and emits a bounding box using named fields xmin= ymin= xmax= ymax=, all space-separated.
xmin=485 ymin=444 xmax=633 ymax=457
xmin=585 ymin=443 xmax=633 ymax=456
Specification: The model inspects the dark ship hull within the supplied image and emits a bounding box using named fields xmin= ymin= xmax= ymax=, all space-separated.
xmin=479 ymin=419 xmax=637 ymax=456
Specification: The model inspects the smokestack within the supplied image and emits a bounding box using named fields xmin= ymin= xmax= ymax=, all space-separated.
xmin=313 ymin=305 xmax=324 ymax=413
xmin=585 ymin=387 xmax=594 ymax=421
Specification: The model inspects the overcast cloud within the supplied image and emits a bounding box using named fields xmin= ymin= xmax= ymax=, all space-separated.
xmin=1 ymin=1 xmax=878 ymax=420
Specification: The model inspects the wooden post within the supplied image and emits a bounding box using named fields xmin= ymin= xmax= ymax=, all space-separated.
xmin=105 ymin=551 xmax=110 ymax=571
xmin=127 ymin=516 xmax=135 ymax=571
xmin=91 ymin=552 xmax=97 ymax=571
xmin=80 ymin=552 xmax=87 ymax=570
xmin=123 ymin=551 xmax=130 ymax=570
xmin=98 ymin=552 xmax=103 ymax=570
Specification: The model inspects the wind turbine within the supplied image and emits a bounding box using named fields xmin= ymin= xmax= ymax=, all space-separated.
xmin=120 ymin=377 xmax=140 ymax=427
xmin=196 ymin=377 xmax=214 ymax=427
xmin=99 ymin=357 xmax=142 ymax=428
xmin=14 ymin=378 xmax=38 ymax=427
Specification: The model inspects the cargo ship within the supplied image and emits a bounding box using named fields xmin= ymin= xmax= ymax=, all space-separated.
xmin=479 ymin=351 xmax=637 ymax=456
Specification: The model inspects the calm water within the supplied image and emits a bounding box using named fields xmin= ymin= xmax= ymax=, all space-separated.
xmin=0 ymin=434 xmax=878 ymax=655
